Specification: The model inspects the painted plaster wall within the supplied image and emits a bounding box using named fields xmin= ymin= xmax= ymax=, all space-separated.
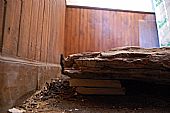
xmin=66 ymin=0 xmax=155 ymax=13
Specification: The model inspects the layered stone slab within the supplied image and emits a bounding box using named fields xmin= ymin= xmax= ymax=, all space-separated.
xmin=69 ymin=79 xmax=122 ymax=88
xmin=64 ymin=47 xmax=170 ymax=83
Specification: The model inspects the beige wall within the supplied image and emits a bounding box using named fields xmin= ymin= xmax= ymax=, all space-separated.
xmin=66 ymin=0 xmax=154 ymax=13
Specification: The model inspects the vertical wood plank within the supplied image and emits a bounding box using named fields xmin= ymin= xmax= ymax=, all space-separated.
xmin=79 ymin=8 xmax=84 ymax=54
xmin=87 ymin=9 xmax=92 ymax=51
xmin=54 ymin=0 xmax=60 ymax=63
xmin=35 ymin=0 xmax=44 ymax=61
xmin=46 ymin=0 xmax=52 ymax=63
xmin=134 ymin=13 xmax=141 ymax=46
xmin=60 ymin=0 xmax=66 ymax=61
xmin=109 ymin=11 xmax=115 ymax=49
xmin=94 ymin=9 xmax=99 ymax=51
xmin=114 ymin=11 xmax=119 ymax=47
xmin=120 ymin=12 xmax=125 ymax=47
xmin=64 ymin=7 xmax=156 ymax=56
xmin=112 ymin=11 xmax=117 ymax=48
xmin=85 ymin=9 xmax=89 ymax=52
xmin=50 ymin=0 xmax=56 ymax=63
xmin=98 ymin=10 xmax=103 ymax=51
xmin=139 ymin=20 xmax=159 ymax=48
xmin=65 ymin=7 xmax=73 ymax=56
xmin=0 ymin=0 xmax=5 ymax=51
xmin=131 ymin=13 xmax=136 ymax=46
xmin=41 ymin=0 xmax=50 ymax=62
xmin=90 ymin=9 xmax=96 ymax=51
xmin=18 ymin=0 xmax=33 ymax=58
xmin=2 ymin=0 xmax=21 ymax=56
xmin=71 ymin=8 xmax=76 ymax=54
xmin=28 ymin=0 xmax=40 ymax=60
xmin=74 ymin=8 xmax=80 ymax=54
xmin=64 ymin=8 xmax=69 ymax=56
xmin=52 ymin=0 xmax=65 ymax=63
xmin=68 ymin=6 xmax=73 ymax=54
xmin=125 ymin=12 xmax=130 ymax=46
xmin=102 ymin=10 xmax=110 ymax=50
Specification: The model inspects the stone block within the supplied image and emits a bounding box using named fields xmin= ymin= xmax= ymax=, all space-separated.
xmin=0 ymin=56 xmax=61 ymax=113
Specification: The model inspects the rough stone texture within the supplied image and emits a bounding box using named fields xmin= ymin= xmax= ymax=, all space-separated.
xmin=0 ymin=55 xmax=61 ymax=113
xmin=64 ymin=47 xmax=170 ymax=83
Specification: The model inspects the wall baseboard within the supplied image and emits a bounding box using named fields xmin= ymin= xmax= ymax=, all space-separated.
xmin=0 ymin=55 xmax=61 ymax=113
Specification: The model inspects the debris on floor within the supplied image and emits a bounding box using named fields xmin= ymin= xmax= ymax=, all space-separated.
xmin=8 ymin=108 xmax=26 ymax=113
xmin=13 ymin=78 xmax=170 ymax=113
xmin=13 ymin=78 xmax=76 ymax=113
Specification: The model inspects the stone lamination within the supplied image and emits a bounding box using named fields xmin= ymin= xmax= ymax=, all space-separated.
xmin=64 ymin=47 xmax=170 ymax=83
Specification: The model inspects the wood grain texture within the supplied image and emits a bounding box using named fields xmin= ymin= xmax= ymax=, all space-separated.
xmin=40 ymin=0 xmax=50 ymax=62
xmin=64 ymin=7 xmax=157 ymax=56
xmin=2 ymin=0 xmax=22 ymax=56
xmin=1 ymin=0 xmax=66 ymax=63
xmin=0 ymin=0 xmax=5 ymax=51
xmin=52 ymin=0 xmax=66 ymax=64
xmin=35 ymin=0 xmax=45 ymax=61
xmin=28 ymin=0 xmax=40 ymax=60
xmin=18 ymin=0 xmax=33 ymax=58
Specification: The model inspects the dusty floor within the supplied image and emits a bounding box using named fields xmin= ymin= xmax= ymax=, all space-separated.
xmin=14 ymin=79 xmax=170 ymax=113
xmin=16 ymin=94 xmax=170 ymax=113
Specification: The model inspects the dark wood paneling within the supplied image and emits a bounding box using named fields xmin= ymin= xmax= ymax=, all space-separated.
xmin=1 ymin=0 xmax=66 ymax=64
xmin=64 ymin=7 xmax=156 ymax=56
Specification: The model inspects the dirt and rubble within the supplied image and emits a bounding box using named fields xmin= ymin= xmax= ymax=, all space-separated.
xmin=13 ymin=78 xmax=170 ymax=113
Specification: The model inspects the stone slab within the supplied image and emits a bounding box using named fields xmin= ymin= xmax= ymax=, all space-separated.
xmin=64 ymin=47 xmax=170 ymax=84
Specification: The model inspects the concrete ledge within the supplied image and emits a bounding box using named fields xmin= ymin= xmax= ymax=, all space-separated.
xmin=0 ymin=55 xmax=61 ymax=113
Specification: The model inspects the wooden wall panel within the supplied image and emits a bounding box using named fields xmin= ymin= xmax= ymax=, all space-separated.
xmin=28 ymin=0 xmax=40 ymax=60
xmin=139 ymin=20 xmax=159 ymax=48
xmin=47 ymin=0 xmax=54 ymax=63
xmin=40 ymin=0 xmax=50 ymax=62
xmin=64 ymin=7 xmax=157 ymax=56
xmin=2 ymin=0 xmax=21 ymax=56
xmin=81 ymin=8 xmax=86 ymax=52
xmin=53 ymin=0 xmax=66 ymax=64
xmin=35 ymin=0 xmax=45 ymax=61
xmin=18 ymin=0 xmax=33 ymax=58
xmin=1 ymin=0 xmax=66 ymax=64
xmin=48 ymin=0 xmax=65 ymax=64
xmin=0 ymin=0 xmax=5 ymax=52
